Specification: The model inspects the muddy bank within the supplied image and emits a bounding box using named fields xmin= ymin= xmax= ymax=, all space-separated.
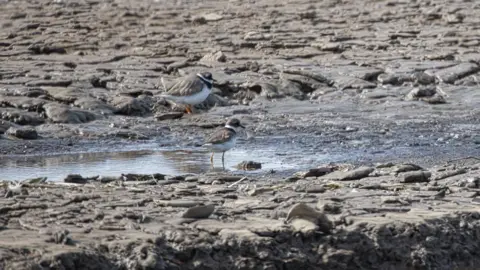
xmin=2 ymin=158 xmax=480 ymax=269
xmin=0 ymin=0 xmax=479 ymax=159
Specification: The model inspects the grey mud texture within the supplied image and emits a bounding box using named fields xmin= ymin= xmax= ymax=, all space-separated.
xmin=1 ymin=0 xmax=480 ymax=269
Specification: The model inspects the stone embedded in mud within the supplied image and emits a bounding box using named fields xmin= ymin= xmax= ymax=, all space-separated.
xmin=155 ymin=112 xmax=183 ymax=121
xmin=28 ymin=44 xmax=66 ymax=54
xmin=64 ymin=174 xmax=88 ymax=184
xmin=405 ymin=86 xmax=438 ymax=101
xmin=397 ymin=171 xmax=431 ymax=183
xmin=317 ymin=201 xmax=342 ymax=214
xmin=421 ymin=94 xmax=446 ymax=104
xmin=122 ymin=173 xmax=165 ymax=181
xmin=182 ymin=204 xmax=215 ymax=219
xmin=279 ymin=79 xmax=307 ymax=100
xmin=247 ymin=82 xmax=285 ymax=100
xmin=244 ymin=31 xmax=270 ymax=41
xmin=43 ymin=103 xmax=97 ymax=124
xmin=320 ymin=166 xmax=374 ymax=181
xmin=45 ymin=229 xmax=74 ymax=245
xmin=311 ymin=42 xmax=346 ymax=53
xmin=73 ymin=97 xmax=117 ymax=115
xmin=235 ymin=160 xmax=262 ymax=170
xmin=0 ymin=108 xmax=45 ymax=126
xmin=286 ymin=203 xmax=332 ymax=234
xmin=200 ymin=51 xmax=227 ymax=64
xmin=412 ymin=72 xmax=436 ymax=85
xmin=110 ymin=95 xmax=151 ymax=116
xmin=202 ymin=13 xmax=224 ymax=22
xmin=392 ymin=163 xmax=424 ymax=173
xmin=6 ymin=126 xmax=38 ymax=140
xmin=296 ymin=167 xmax=334 ymax=178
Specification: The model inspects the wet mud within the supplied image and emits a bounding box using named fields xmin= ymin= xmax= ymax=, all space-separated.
xmin=1 ymin=0 xmax=480 ymax=269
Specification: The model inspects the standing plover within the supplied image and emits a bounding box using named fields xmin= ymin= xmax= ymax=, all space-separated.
xmin=160 ymin=72 xmax=214 ymax=114
xmin=204 ymin=118 xmax=245 ymax=166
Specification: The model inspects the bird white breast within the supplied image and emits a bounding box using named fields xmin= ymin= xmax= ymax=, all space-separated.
xmin=205 ymin=136 xmax=237 ymax=152
xmin=178 ymin=85 xmax=211 ymax=105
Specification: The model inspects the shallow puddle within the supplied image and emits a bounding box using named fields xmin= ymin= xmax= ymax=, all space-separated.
xmin=0 ymin=143 xmax=333 ymax=182
xmin=0 ymin=134 xmax=477 ymax=182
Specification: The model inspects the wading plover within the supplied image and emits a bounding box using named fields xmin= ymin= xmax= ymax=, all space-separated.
xmin=160 ymin=72 xmax=214 ymax=114
xmin=203 ymin=118 xmax=245 ymax=166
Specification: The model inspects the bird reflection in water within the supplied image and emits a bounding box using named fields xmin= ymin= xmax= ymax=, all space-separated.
xmin=159 ymin=150 xmax=213 ymax=174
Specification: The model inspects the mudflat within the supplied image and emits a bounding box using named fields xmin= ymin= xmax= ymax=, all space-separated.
xmin=1 ymin=0 xmax=480 ymax=269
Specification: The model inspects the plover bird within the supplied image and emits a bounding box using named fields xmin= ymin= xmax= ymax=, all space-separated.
xmin=204 ymin=118 xmax=245 ymax=165
xmin=160 ymin=72 xmax=214 ymax=114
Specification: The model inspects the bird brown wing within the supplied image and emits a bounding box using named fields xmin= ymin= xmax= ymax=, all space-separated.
xmin=205 ymin=128 xmax=235 ymax=144
xmin=165 ymin=74 xmax=204 ymax=96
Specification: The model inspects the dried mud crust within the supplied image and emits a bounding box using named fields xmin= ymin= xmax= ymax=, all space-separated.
xmin=1 ymin=159 xmax=480 ymax=270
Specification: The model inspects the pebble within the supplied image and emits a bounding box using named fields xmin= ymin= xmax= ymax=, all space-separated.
xmin=397 ymin=171 xmax=432 ymax=183
xmin=286 ymin=203 xmax=332 ymax=233
xmin=182 ymin=204 xmax=215 ymax=219
xmin=5 ymin=126 xmax=38 ymax=140
xmin=321 ymin=166 xmax=374 ymax=181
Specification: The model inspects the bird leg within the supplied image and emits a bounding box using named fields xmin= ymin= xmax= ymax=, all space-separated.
xmin=222 ymin=152 xmax=225 ymax=170
xmin=210 ymin=153 xmax=214 ymax=164
xmin=185 ymin=105 xmax=192 ymax=114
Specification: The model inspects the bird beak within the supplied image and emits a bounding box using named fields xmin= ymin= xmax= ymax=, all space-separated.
xmin=239 ymin=124 xmax=245 ymax=129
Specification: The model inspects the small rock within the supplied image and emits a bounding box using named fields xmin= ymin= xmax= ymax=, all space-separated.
xmin=412 ymin=72 xmax=436 ymax=85
xmin=6 ymin=126 xmax=38 ymax=140
xmin=286 ymin=203 xmax=332 ymax=233
xmin=200 ymin=51 xmax=227 ymax=63
xmin=290 ymin=219 xmax=318 ymax=234
xmin=64 ymin=174 xmax=88 ymax=184
xmin=296 ymin=167 xmax=333 ymax=178
xmin=421 ymin=94 xmax=446 ymax=104
xmin=405 ymin=86 xmax=437 ymax=100
xmin=235 ymin=160 xmax=262 ymax=170
xmin=43 ymin=103 xmax=97 ymax=124
xmin=311 ymin=42 xmax=345 ymax=52
xmin=321 ymin=166 xmax=374 ymax=181
xmin=392 ymin=163 xmax=424 ymax=173
xmin=202 ymin=13 xmax=223 ymax=22
xmin=317 ymin=202 xmax=342 ymax=214
xmin=191 ymin=16 xmax=207 ymax=25
xmin=110 ymin=96 xmax=150 ymax=116
xmin=155 ymin=112 xmax=183 ymax=121
xmin=182 ymin=204 xmax=215 ymax=219
xmin=185 ymin=176 xmax=199 ymax=182
xmin=397 ymin=171 xmax=431 ymax=183
xmin=122 ymin=173 xmax=165 ymax=181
